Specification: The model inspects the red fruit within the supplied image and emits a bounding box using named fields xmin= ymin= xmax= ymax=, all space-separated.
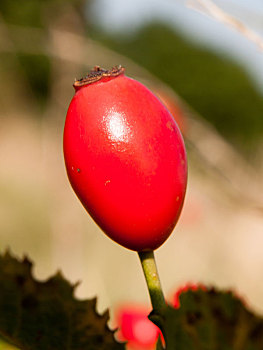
xmin=63 ymin=66 xmax=187 ymax=251
xmin=115 ymin=305 xmax=160 ymax=350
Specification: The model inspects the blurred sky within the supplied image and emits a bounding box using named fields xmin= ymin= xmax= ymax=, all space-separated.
xmin=89 ymin=0 xmax=263 ymax=92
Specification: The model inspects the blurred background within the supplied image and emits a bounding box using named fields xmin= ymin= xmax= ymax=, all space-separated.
xmin=0 ymin=0 xmax=263 ymax=331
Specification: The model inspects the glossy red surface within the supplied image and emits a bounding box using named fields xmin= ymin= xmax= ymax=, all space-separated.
xmin=63 ymin=72 xmax=187 ymax=251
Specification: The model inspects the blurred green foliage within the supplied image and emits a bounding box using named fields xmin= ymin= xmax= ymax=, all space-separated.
xmin=92 ymin=23 xmax=263 ymax=152
xmin=18 ymin=54 xmax=51 ymax=105
xmin=0 ymin=0 xmax=86 ymax=107
xmin=0 ymin=339 xmax=17 ymax=350
xmin=0 ymin=0 xmax=86 ymax=27
xmin=1 ymin=0 xmax=263 ymax=152
xmin=0 ymin=0 xmax=44 ymax=27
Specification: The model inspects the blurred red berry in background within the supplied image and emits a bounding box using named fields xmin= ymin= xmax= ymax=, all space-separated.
xmin=154 ymin=89 xmax=188 ymax=136
xmin=115 ymin=305 xmax=160 ymax=350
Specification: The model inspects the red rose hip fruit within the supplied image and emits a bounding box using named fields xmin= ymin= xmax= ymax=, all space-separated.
xmin=63 ymin=66 xmax=187 ymax=251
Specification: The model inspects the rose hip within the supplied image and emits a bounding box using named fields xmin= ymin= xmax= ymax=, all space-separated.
xmin=63 ymin=66 xmax=187 ymax=251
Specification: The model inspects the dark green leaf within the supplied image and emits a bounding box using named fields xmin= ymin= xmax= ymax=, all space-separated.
xmin=0 ymin=250 xmax=125 ymax=350
xmin=150 ymin=287 xmax=263 ymax=350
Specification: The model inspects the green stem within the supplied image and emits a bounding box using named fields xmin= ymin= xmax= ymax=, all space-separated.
xmin=138 ymin=250 xmax=166 ymax=312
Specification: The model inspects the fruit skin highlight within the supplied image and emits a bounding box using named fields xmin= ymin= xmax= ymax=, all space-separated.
xmin=63 ymin=66 xmax=187 ymax=251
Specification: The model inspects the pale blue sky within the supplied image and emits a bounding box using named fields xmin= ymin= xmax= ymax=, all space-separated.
xmin=89 ymin=0 xmax=263 ymax=92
